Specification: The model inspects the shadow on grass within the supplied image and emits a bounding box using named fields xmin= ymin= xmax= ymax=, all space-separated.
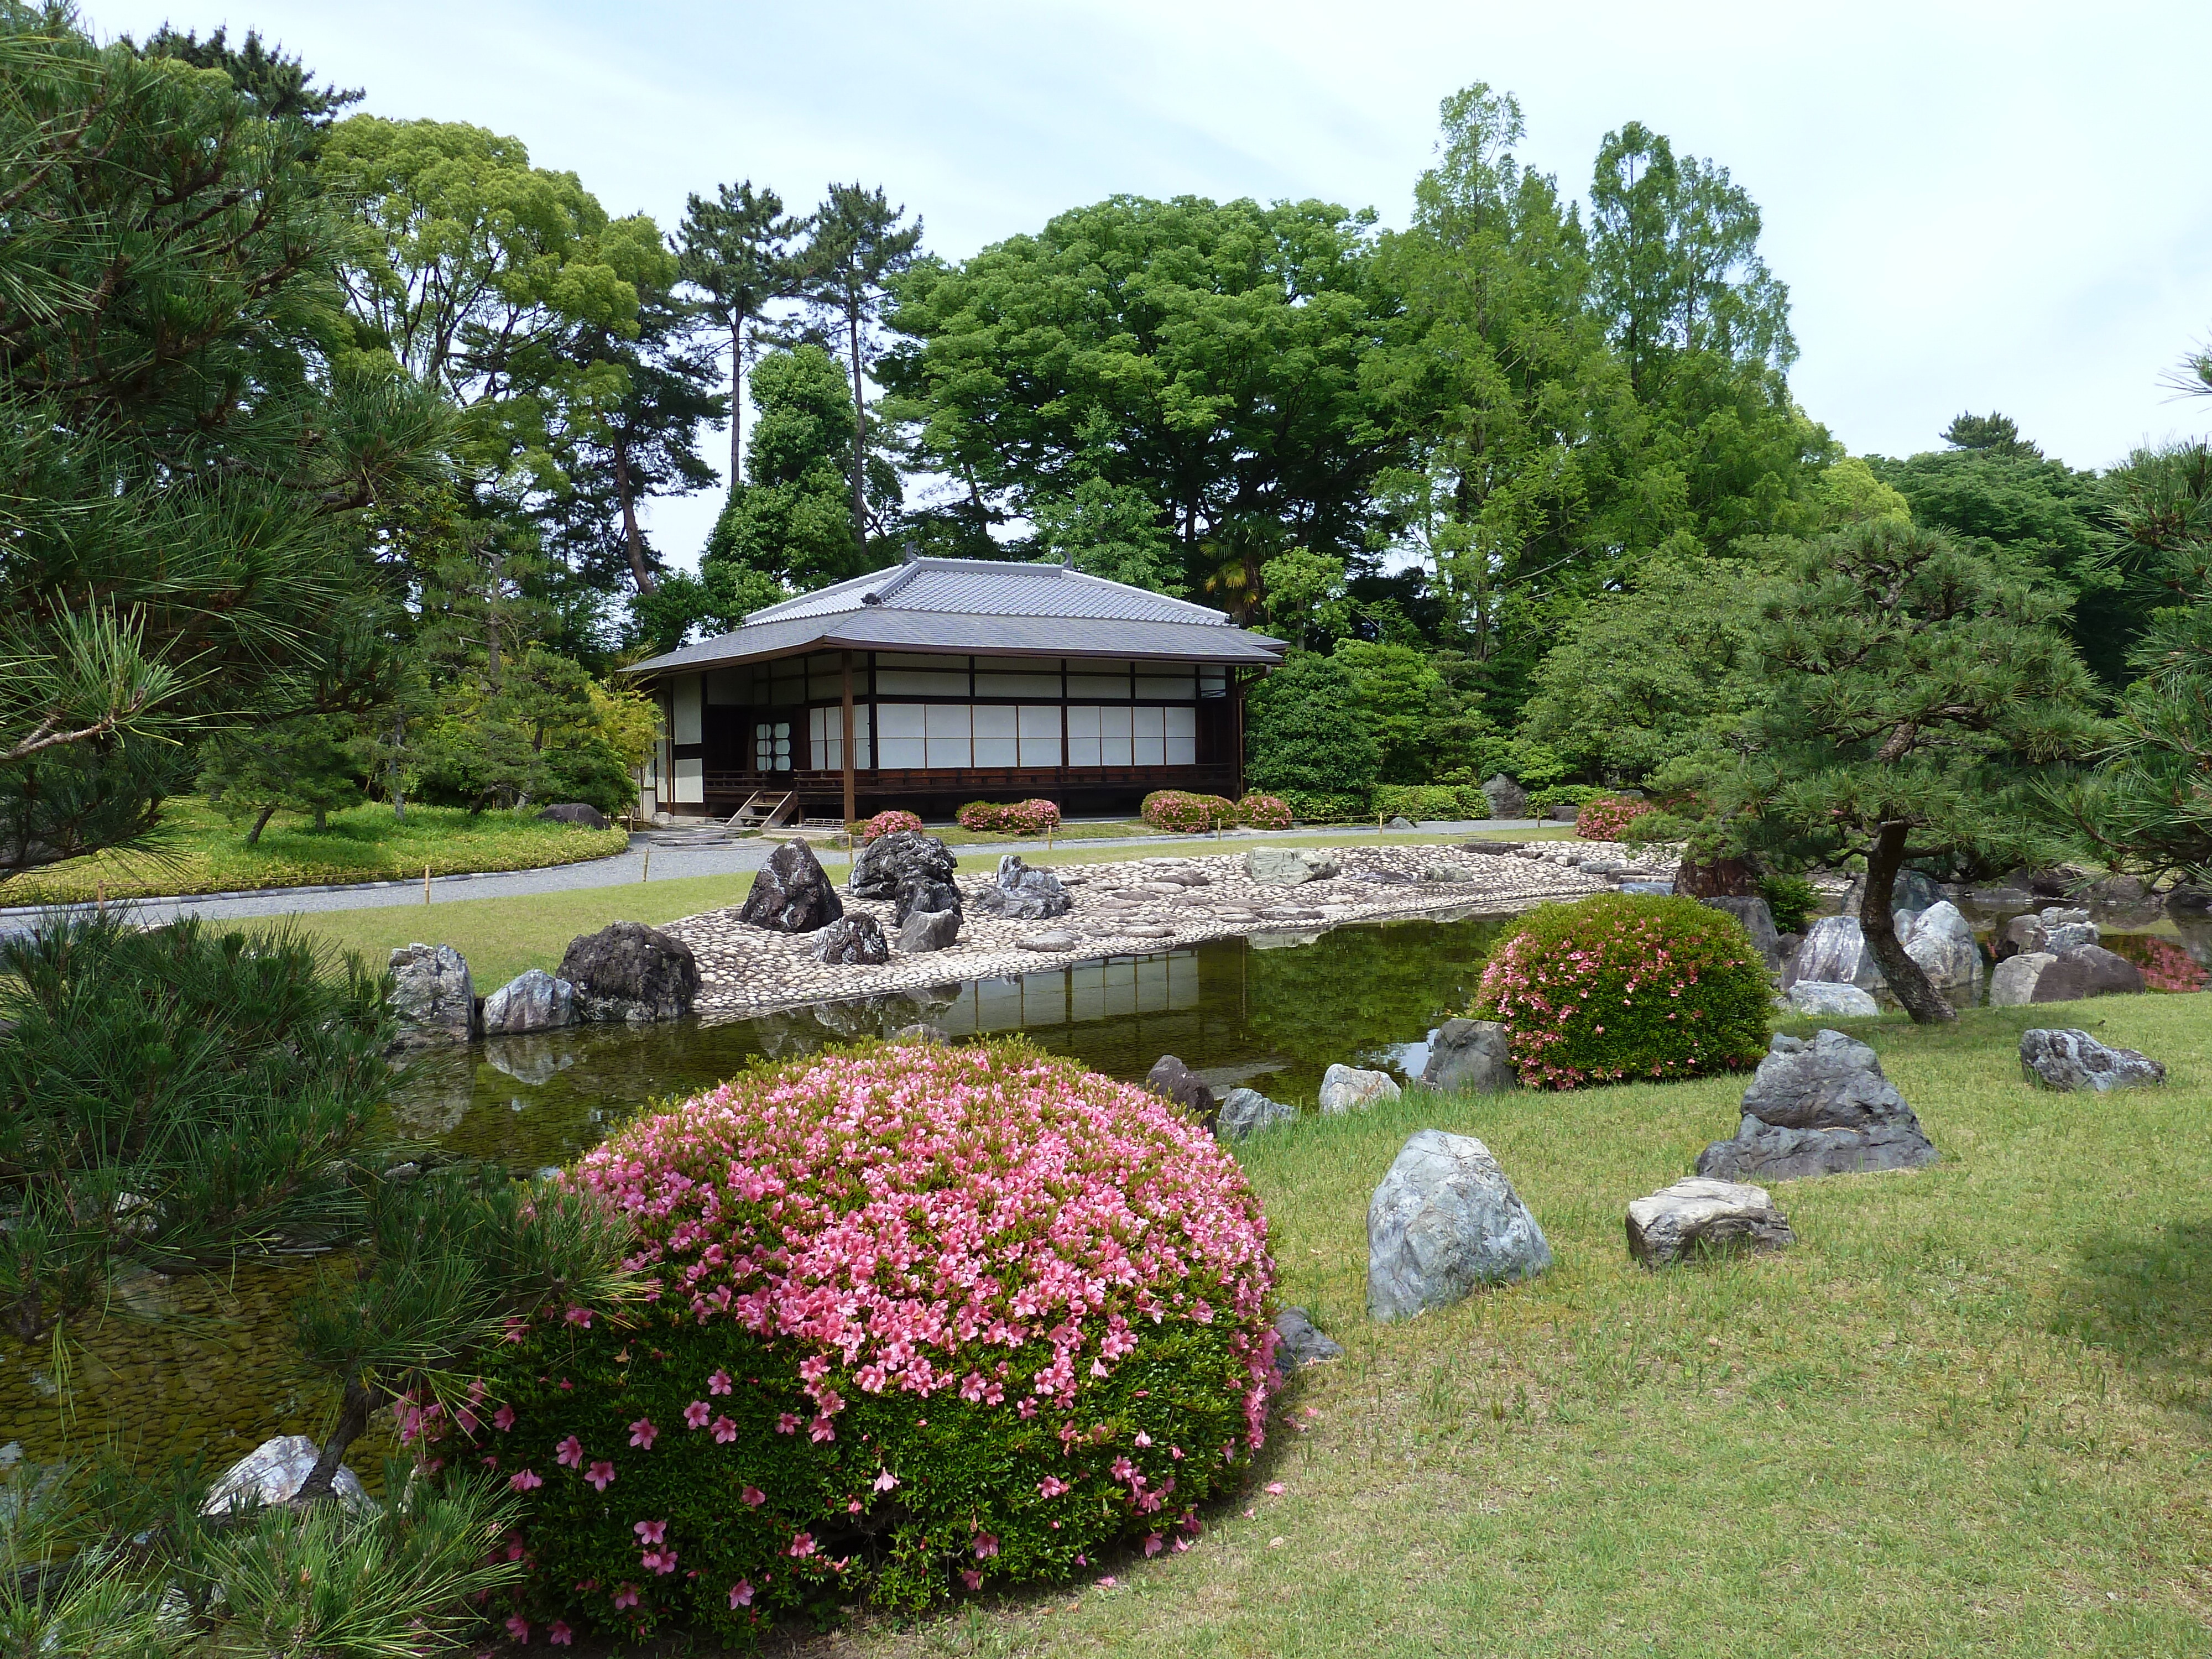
xmin=2054 ymin=1216 xmax=2212 ymax=1416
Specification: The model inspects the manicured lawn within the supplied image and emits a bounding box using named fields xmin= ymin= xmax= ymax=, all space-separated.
xmin=0 ymin=798 xmax=629 ymax=907
xmin=808 ymin=994 xmax=2212 ymax=1658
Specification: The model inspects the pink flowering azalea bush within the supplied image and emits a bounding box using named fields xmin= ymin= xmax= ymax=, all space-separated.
xmin=1471 ymin=894 xmax=1770 ymax=1087
xmin=476 ymin=1039 xmax=1277 ymax=1642
xmin=955 ymin=799 xmax=1061 ymax=834
xmin=1235 ymin=794 xmax=1292 ymax=831
xmin=1574 ymin=795 xmax=1656 ymax=841
xmin=859 ymin=810 xmax=924 ymax=843
xmin=1140 ymin=790 xmax=1236 ymax=833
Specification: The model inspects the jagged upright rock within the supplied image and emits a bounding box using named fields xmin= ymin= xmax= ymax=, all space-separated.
xmin=1368 ymin=1130 xmax=1552 ymax=1321
xmin=1320 ymin=1063 xmax=1401 ymax=1114
xmin=1480 ymin=773 xmax=1529 ymax=819
xmin=388 ymin=943 xmax=474 ymax=1045
xmin=1421 ymin=1019 xmax=1516 ymax=1093
xmin=536 ymin=802 xmax=610 ymax=830
xmin=1902 ymin=900 xmax=1981 ymax=992
xmin=480 ymin=968 xmax=577 ymax=1035
xmin=1144 ymin=1054 xmax=1215 ymax=1124
xmin=1791 ymin=914 xmax=1884 ymax=991
xmin=2032 ymin=945 xmax=2143 ymax=1002
xmin=810 ymin=914 xmax=889 ymax=966
xmin=739 ymin=839 xmax=844 ymax=933
xmin=1217 ymin=1086 xmax=1297 ymax=1140
xmin=893 ymin=873 xmax=961 ymax=926
xmin=2019 ymin=1028 xmax=2166 ymax=1092
xmin=849 ymin=830 xmax=957 ymax=900
xmin=968 ymin=853 xmax=1071 ymax=920
xmin=1700 ymin=895 xmax=1782 ymax=971
xmin=559 ymin=922 xmax=701 ymax=1023
xmin=896 ymin=906 xmax=960 ymax=954
xmin=1696 ymin=1030 xmax=1939 ymax=1182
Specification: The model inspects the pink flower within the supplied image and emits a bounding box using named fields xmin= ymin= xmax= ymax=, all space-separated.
xmin=729 ymin=1580 xmax=754 ymax=1608
xmin=611 ymin=1582 xmax=639 ymax=1610
xmin=585 ymin=1460 xmax=615 ymax=1491
xmin=1265 ymin=1481 xmax=1286 ymax=1495
xmin=775 ymin=1413 xmax=800 ymax=1435
xmin=961 ymin=1568 xmax=983 ymax=1590
xmin=684 ymin=1400 xmax=711 ymax=1430
xmin=1134 ymin=1431 xmax=1152 ymax=1447
xmin=873 ymin=1468 xmax=898 ymax=1491
xmin=628 ymin=1417 xmax=658 ymax=1450
xmin=555 ymin=1435 xmax=583 ymax=1469
xmin=1144 ymin=1533 xmax=1164 ymax=1557
xmin=633 ymin=1519 xmax=667 ymax=1544
xmin=742 ymin=1485 xmax=766 ymax=1506
xmin=788 ymin=1531 xmax=816 ymax=1558
xmin=712 ymin=1415 xmax=738 ymax=1443
xmin=973 ymin=1533 xmax=999 ymax=1559
xmin=709 ymin=1369 xmax=733 ymax=1395
xmin=1095 ymin=1575 xmax=1116 ymax=1587
xmin=564 ymin=1306 xmax=592 ymax=1328
xmin=641 ymin=1547 xmax=677 ymax=1575
xmin=548 ymin=1621 xmax=573 ymax=1645
xmin=507 ymin=1615 xmax=531 ymax=1642
xmin=508 ymin=1468 xmax=543 ymax=1492
xmin=492 ymin=1405 xmax=516 ymax=1432
xmin=1038 ymin=1475 xmax=1071 ymax=1498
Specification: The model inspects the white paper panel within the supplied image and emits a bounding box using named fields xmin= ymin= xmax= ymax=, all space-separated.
xmin=1018 ymin=705 xmax=1061 ymax=766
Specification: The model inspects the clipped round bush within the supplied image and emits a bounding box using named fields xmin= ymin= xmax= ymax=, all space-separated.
xmin=1141 ymin=790 xmax=1235 ymax=833
xmin=859 ymin=809 xmax=924 ymax=844
xmin=1235 ymin=793 xmax=1292 ymax=831
xmin=1471 ymin=894 xmax=1770 ymax=1088
xmin=1574 ymin=796 xmax=1655 ymax=840
xmin=476 ymin=1040 xmax=1278 ymax=1643
xmin=954 ymin=799 xmax=1061 ymax=835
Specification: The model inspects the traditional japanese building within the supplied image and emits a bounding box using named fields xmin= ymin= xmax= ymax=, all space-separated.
xmin=621 ymin=557 xmax=1286 ymax=823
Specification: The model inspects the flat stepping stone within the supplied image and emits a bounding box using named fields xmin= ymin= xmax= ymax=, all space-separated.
xmin=1016 ymin=930 xmax=1081 ymax=952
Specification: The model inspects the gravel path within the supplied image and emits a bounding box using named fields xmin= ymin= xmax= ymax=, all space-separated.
xmin=661 ymin=838 xmax=1669 ymax=1019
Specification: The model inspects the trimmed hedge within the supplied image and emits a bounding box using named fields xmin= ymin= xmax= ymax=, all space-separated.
xmin=955 ymin=799 xmax=1061 ymax=835
xmin=1235 ymin=794 xmax=1292 ymax=831
xmin=1372 ymin=784 xmax=1489 ymax=823
xmin=858 ymin=810 xmax=924 ymax=844
xmin=1275 ymin=790 xmax=1368 ymax=824
xmin=475 ymin=1041 xmax=1278 ymax=1642
xmin=1141 ymin=791 xmax=1237 ymax=833
xmin=1471 ymin=894 xmax=1770 ymax=1088
xmin=1574 ymin=796 xmax=1655 ymax=840
xmin=1526 ymin=784 xmax=1609 ymax=811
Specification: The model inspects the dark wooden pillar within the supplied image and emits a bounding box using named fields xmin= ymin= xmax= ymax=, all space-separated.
xmin=840 ymin=650 xmax=857 ymax=826
xmin=1232 ymin=671 xmax=1246 ymax=798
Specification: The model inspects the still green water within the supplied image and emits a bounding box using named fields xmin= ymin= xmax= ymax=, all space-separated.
xmin=1 ymin=915 xmax=1512 ymax=1469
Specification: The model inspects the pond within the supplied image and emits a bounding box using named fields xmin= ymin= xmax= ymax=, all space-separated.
xmin=0 ymin=913 xmax=1516 ymax=1470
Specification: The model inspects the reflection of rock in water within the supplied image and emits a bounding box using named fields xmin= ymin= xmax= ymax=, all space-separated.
xmin=389 ymin=1047 xmax=474 ymax=1138
xmin=2176 ymin=918 xmax=2212 ymax=970
xmin=483 ymin=1035 xmax=578 ymax=1087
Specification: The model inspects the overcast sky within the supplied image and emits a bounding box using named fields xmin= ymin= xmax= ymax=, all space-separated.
xmin=93 ymin=0 xmax=2212 ymax=564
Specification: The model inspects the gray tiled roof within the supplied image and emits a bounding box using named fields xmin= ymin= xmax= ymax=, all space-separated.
xmin=625 ymin=558 xmax=1285 ymax=675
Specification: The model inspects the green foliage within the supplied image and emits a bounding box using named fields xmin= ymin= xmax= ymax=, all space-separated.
xmin=1757 ymin=873 xmax=1820 ymax=935
xmin=1235 ymin=794 xmax=1293 ymax=830
xmin=1526 ymin=784 xmax=1608 ymax=811
xmin=201 ymin=716 xmax=365 ymax=840
xmin=0 ymin=915 xmax=391 ymax=1342
xmin=1274 ymin=790 xmax=1370 ymax=823
xmin=1141 ymin=791 xmax=1237 ymax=833
xmin=675 ymin=179 xmax=807 ymax=488
xmin=1259 ymin=551 xmax=1355 ymax=651
xmin=1245 ymin=656 xmax=1380 ymax=800
xmin=801 ymin=182 xmax=923 ymax=551
xmin=1472 ymin=894 xmax=1770 ymax=1087
xmin=953 ymin=799 xmax=1061 ymax=834
xmin=707 ymin=345 xmax=877 ymax=592
xmin=1371 ymin=784 xmax=1486 ymax=822
xmin=131 ymin=22 xmax=362 ymax=124
xmin=1333 ymin=642 xmax=1444 ymax=785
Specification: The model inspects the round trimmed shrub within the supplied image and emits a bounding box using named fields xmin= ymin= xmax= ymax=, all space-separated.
xmin=1235 ymin=793 xmax=1292 ymax=830
xmin=1141 ymin=790 xmax=1235 ymax=833
xmin=955 ymin=799 xmax=1061 ymax=834
xmin=1471 ymin=894 xmax=1770 ymax=1088
xmin=1573 ymin=795 xmax=1655 ymax=840
xmin=475 ymin=1040 xmax=1278 ymax=1643
xmin=859 ymin=809 xmax=924 ymax=843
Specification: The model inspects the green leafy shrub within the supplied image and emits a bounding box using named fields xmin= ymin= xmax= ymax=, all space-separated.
xmin=1471 ymin=894 xmax=1770 ymax=1088
xmin=1235 ymin=794 xmax=1292 ymax=830
xmin=1619 ymin=811 xmax=1699 ymax=846
xmin=954 ymin=799 xmax=1061 ymax=834
xmin=476 ymin=1040 xmax=1279 ymax=1642
xmin=1372 ymin=784 xmax=1488 ymax=823
xmin=859 ymin=810 xmax=924 ymax=843
xmin=1574 ymin=796 xmax=1656 ymax=841
xmin=1275 ymin=789 xmax=1368 ymax=823
xmin=1526 ymin=784 xmax=1608 ymax=811
xmin=1142 ymin=790 xmax=1236 ymax=832
xmin=1245 ymin=656 xmax=1379 ymax=800
xmin=1756 ymin=873 xmax=1819 ymax=935
xmin=538 ymin=736 xmax=641 ymax=820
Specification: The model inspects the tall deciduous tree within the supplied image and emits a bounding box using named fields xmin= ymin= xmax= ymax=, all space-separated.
xmin=675 ymin=180 xmax=807 ymax=487
xmin=802 ymin=183 xmax=922 ymax=550
xmin=705 ymin=343 xmax=875 ymax=593
xmin=1719 ymin=522 xmax=2096 ymax=1022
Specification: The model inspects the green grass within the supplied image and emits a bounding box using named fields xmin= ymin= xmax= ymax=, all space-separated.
xmin=818 ymin=995 xmax=2212 ymax=1658
xmin=0 ymin=798 xmax=629 ymax=907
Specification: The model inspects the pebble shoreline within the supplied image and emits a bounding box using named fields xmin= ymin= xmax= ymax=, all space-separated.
xmin=659 ymin=840 xmax=1677 ymax=1019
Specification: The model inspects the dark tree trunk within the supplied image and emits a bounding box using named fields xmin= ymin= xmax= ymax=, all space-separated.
xmin=245 ymin=804 xmax=276 ymax=847
xmin=1674 ymin=855 xmax=1760 ymax=898
xmin=294 ymin=1379 xmax=377 ymax=1504
xmin=312 ymin=804 xmax=327 ymax=832
xmin=847 ymin=304 xmax=867 ymax=554
xmin=390 ymin=714 xmax=406 ymax=823
xmin=1860 ymin=821 xmax=1954 ymax=1024
xmin=729 ymin=309 xmax=748 ymax=489
xmin=611 ymin=434 xmax=655 ymax=594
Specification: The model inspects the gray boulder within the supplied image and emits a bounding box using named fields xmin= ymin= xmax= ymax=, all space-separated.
xmin=1697 ymin=1030 xmax=1938 ymax=1181
xmin=1368 ymin=1129 xmax=1552 ymax=1321
xmin=1421 ymin=1019 xmax=1517 ymax=1093
xmin=1145 ymin=1054 xmax=1216 ymax=1123
xmin=1621 ymin=880 xmax=1676 ymax=896
xmin=810 ymin=914 xmax=890 ymax=966
xmin=1319 ymin=1063 xmax=1402 ymax=1115
xmin=740 ymin=838 xmax=844 ymax=933
xmin=1625 ymin=1177 xmax=1795 ymax=1267
xmin=2019 ymin=1028 xmax=2167 ymax=1092
xmin=1245 ymin=846 xmax=1341 ymax=886
xmin=896 ymin=905 xmax=961 ymax=954
xmin=2032 ymin=945 xmax=2143 ymax=1002
xmin=1902 ymin=900 xmax=1981 ymax=992
xmin=388 ymin=943 xmax=474 ymax=1045
xmin=559 ymin=921 xmax=701 ymax=1023
xmin=1386 ymin=815 xmax=1416 ymax=830
xmin=1548 ymin=803 xmax=1580 ymax=821
xmin=203 ymin=1434 xmax=372 ymax=1516
xmin=2042 ymin=921 xmax=2101 ymax=954
xmin=1792 ymin=914 xmax=1883 ymax=992
xmin=2002 ymin=914 xmax=2050 ymax=955
xmin=1481 ymin=773 xmax=1529 ymax=818
xmin=537 ymin=802 xmax=611 ymax=830
xmin=1848 ymin=868 xmax=1944 ymax=919
xmin=893 ymin=874 xmax=961 ymax=926
xmin=849 ymin=829 xmax=957 ymax=900
xmin=1699 ymin=895 xmax=1782 ymax=971
xmin=969 ymin=853 xmax=1071 ymax=920
xmin=1786 ymin=980 xmax=1879 ymax=1018
xmin=1217 ymin=1086 xmax=1298 ymax=1140
xmin=1990 ymin=951 xmax=2056 ymax=1005
xmin=1272 ymin=1307 xmax=1344 ymax=1380
xmin=480 ymin=968 xmax=577 ymax=1035
xmin=1418 ymin=861 xmax=1479 ymax=884
xmin=1015 ymin=930 xmax=1079 ymax=951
